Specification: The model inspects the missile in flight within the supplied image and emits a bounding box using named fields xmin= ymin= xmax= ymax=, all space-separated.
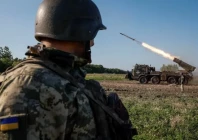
xmin=120 ymin=33 xmax=141 ymax=44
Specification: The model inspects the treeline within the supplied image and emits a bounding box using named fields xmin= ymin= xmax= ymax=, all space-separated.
xmin=82 ymin=64 xmax=127 ymax=74
xmin=0 ymin=46 xmax=25 ymax=73
xmin=1 ymin=46 xmax=179 ymax=74
xmin=0 ymin=46 xmax=126 ymax=74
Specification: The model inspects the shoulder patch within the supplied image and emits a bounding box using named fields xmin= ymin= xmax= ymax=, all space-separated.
xmin=0 ymin=117 xmax=19 ymax=131
xmin=0 ymin=114 xmax=26 ymax=132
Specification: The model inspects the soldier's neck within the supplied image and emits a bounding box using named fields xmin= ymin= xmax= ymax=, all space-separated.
xmin=41 ymin=39 xmax=85 ymax=57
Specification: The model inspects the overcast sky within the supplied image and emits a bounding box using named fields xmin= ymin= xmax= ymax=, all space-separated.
xmin=0 ymin=0 xmax=197 ymax=71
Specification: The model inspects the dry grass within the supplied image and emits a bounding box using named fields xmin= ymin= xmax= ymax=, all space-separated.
xmin=86 ymin=73 xmax=126 ymax=81
xmin=99 ymin=76 xmax=198 ymax=139
xmin=170 ymin=115 xmax=184 ymax=128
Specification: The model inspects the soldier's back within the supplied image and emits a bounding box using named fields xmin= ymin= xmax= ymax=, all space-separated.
xmin=0 ymin=60 xmax=96 ymax=140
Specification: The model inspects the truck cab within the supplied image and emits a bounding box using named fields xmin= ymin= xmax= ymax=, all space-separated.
xmin=126 ymin=64 xmax=159 ymax=83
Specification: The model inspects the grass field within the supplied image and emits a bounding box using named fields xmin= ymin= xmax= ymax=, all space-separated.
xmin=0 ymin=74 xmax=198 ymax=139
xmin=91 ymin=74 xmax=198 ymax=140
xmin=85 ymin=73 xmax=126 ymax=81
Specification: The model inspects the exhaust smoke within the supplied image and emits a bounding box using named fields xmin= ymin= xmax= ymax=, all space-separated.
xmin=120 ymin=33 xmax=178 ymax=60
xmin=141 ymin=42 xmax=175 ymax=60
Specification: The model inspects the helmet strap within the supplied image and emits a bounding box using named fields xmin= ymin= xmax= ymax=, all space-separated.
xmin=84 ymin=41 xmax=92 ymax=63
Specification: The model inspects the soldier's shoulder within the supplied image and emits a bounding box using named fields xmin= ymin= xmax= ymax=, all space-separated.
xmin=3 ymin=62 xmax=69 ymax=85
xmin=86 ymin=79 xmax=101 ymax=87
xmin=0 ymin=62 xmax=74 ymax=115
xmin=85 ymin=79 xmax=108 ymax=104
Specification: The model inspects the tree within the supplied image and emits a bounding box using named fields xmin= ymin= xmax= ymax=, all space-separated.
xmin=0 ymin=46 xmax=13 ymax=60
xmin=83 ymin=64 xmax=126 ymax=74
xmin=0 ymin=46 xmax=13 ymax=72
xmin=0 ymin=46 xmax=24 ymax=73
xmin=160 ymin=64 xmax=179 ymax=72
xmin=0 ymin=46 xmax=125 ymax=74
xmin=12 ymin=57 xmax=25 ymax=67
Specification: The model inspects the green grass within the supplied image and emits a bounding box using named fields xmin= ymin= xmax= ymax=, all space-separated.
xmin=85 ymin=73 xmax=126 ymax=81
xmin=123 ymin=96 xmax=198 ymax=140
xmin=87 ymin=74 xmax=198 ymax=139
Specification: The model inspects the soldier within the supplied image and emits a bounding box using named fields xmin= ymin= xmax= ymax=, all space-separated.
xmin=0 ymin=0 xmax=136 ymax=140
xmin=180 ymin=73 xmax=185 ymax=92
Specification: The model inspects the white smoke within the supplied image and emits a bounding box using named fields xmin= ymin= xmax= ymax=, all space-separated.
xmin=141 ymin=42 xmax=177 ymax=60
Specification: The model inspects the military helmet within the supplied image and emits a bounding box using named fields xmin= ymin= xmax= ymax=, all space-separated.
xmin=35 ymin=0 xmax=106 ymax=42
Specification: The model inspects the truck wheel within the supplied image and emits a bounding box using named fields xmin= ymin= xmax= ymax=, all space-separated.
xmin=139 ymin=76 xmax=148 ymax=84
xmin=151 ymin=76 xmax=160 ymax=84
xmin=167 ymin=77 xmax=176 ymax=84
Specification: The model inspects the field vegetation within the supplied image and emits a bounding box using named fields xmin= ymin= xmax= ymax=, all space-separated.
xmin=89 ymin=74 xmax=198 ymax=140
xmin=85 ymin=73 xmax=126 ymax=81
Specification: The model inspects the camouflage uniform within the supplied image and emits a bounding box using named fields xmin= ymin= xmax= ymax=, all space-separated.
xmin=0 ymin=48 xmax=100 ymax=140
xmin=180 ymin=73 xmax=184 ymax=92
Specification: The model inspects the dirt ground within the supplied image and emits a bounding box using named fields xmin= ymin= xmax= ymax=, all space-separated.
xmin=100 ymin=80 xmax=198 ymax=97
xmin=100 ymin=80 xmax=198 ymax=139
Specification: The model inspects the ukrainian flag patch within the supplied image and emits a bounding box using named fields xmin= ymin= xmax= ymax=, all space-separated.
xmin=0 ymin=117 xmax=19 ymax=131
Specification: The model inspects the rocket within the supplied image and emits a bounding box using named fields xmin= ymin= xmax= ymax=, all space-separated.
xmin=120 ymin=33 xmax=141 ymax=44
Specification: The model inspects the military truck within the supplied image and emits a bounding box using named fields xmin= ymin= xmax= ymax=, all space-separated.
xmin=126 ymin=58 xmax=196 ymax=85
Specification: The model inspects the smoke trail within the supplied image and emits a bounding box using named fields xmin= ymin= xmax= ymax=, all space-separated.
xmin=141 ymin=42 xmax=176 ymax=60
xmin=119 ymin=33 xmax=179 ymax=60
